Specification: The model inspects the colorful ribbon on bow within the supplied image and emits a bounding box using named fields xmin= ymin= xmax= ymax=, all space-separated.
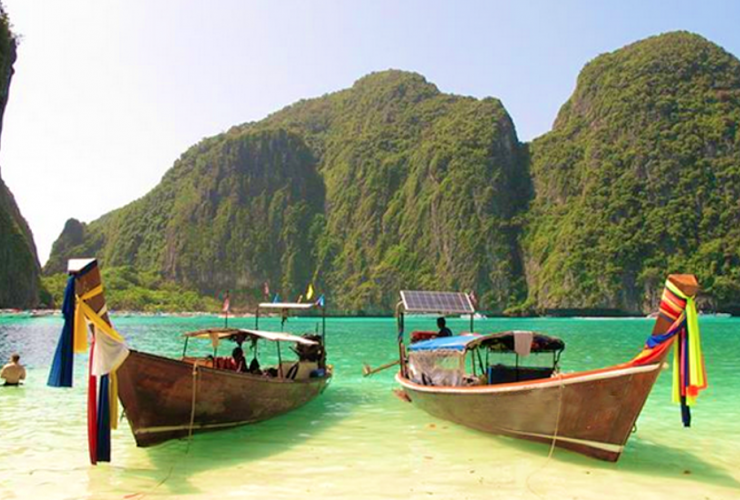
xmin=666 ymin=281 xmax=707 ymax=416
xmin=632 ymin=279 xmax=708 ymax=426
xmin=48 ymin=270 xmax=129 ymax=464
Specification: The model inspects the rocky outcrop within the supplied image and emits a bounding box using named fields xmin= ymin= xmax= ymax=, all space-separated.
xmin=524 ymin=32 xmax=740 ymax=314
xmin=0 ymin=10 xmax=41 ymax=309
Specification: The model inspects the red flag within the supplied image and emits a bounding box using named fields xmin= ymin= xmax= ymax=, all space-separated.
xmin=222 ymin=291 xmax=230 ymax=313
xmin=87 ymin=336 xmax=98 ymax=465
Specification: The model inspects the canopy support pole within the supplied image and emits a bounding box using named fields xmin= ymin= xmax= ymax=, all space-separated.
xmin=322 ymin=306 xmax=326 ymax=347
xmin=277 ymin=342 xmax=283 ymax=378
xmin=396 ymin=301 xmax=407 ymax=378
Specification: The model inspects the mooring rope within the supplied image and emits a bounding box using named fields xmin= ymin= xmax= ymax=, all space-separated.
xmin=124 ymin=362 xmax=200 ymax=499
xmin=187 ymin=362 xmax=199 ymax=449
xmin=525 ymin=372 xmax=565 ymax=498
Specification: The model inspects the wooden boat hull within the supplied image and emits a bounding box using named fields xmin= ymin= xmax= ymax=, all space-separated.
xmin=117 ymin=350 xmax=331 ymax=447
xmin=397 ymin=361 xmax=665 ymax=462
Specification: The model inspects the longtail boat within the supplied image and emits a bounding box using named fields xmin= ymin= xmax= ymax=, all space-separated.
xmin=391 ymin=278 xmax=707 ymax=462
xmin=48 ymin=259 xmax=331 ymax=462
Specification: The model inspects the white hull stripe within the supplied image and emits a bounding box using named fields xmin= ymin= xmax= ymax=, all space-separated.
xmin=397 ymin=363 xmax=661 ymax=394
xmin=502 ymin=428 xmax=624 ymax=454
xmin=135 ymin=419 xmax=257 ymax=435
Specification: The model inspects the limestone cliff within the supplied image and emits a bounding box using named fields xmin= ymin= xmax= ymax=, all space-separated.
xmin=0 ymin=9 xmax=40 ymax=308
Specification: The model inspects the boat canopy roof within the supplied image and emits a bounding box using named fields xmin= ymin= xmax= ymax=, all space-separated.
xmin=258 ymin=302 xmax=318 ymax=311
xmin=408 ymin=331 xmax=564 ymax=354
xmin=183 ymin=328 xmax=318 ymax=345
xmin=400 ymin=290 xmax=475 ymax=315
xmin=408 ymin=334 xmax=479 ymax=352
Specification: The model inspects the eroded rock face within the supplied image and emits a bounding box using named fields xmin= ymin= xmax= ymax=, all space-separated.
xmin=524 ymin=32 xmax=740 ymax=315
xmin=46 ymin=128 xmax=326 ymax=303
xmin=46 ymin=71 xmax=528 ymax=313
xmin=257 ymin=71 xmax=529 ymax=313
xmin=0 ymin=11 xmax=41 ymax=309
xmin=43 ymin=218 xmax=86 ymax=275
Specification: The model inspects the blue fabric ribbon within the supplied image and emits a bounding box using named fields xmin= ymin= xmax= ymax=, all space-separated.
xmin=96 ymin=375 xmax=111 ymax=462
xmin=644 ymin=316 xmax=684 ymax=349
xmin=47 ymin=276 xmax=76 ymax=387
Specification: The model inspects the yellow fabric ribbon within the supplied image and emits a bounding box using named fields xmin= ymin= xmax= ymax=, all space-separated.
xmin=72 ymin=285 xmax=104 ymax=353
xmin=665 ymin=280 xmax=707 ymax=406
xmin=74 ymin=286 xmax=126 ymax=429
xmin=109 ymin=370 xmax=119 ymax=430
xmin=76 ymin=299 xmax=125 ymax=344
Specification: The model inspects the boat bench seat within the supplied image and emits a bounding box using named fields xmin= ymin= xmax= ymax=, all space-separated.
xmin=279 ymin=361 xmax=320 ymax=380
xmin=487 ymin=364 xmax=554 ymax=385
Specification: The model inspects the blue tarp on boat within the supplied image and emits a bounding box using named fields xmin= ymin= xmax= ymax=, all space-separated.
xmin=408 ymin=335 xmax=480 ymax=352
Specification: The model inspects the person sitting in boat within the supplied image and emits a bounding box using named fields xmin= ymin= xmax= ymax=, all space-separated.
xmin=437 ymin=317 xmax=453 ymax=337
xmin=1 ymin=353 xmax=26 ymax=386
xmin=232 ymin=347 xmax=248 ymax=373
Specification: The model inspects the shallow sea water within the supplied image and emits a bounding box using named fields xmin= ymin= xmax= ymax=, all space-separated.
xmin=0 ymin=314 xmax=738 ymax=499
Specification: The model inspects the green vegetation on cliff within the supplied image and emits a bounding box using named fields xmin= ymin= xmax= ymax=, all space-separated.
xmin=42 ymin=267 xmax=220 ymax=313
xmin=45 ymin=33 xmax=740 ymax=315
xmin=0 ymin=176 xmax=41 ymax=308
xmin=45 ymin=128 xmax=324 ymax=307
xmin=254 ymin=71 xmax=529 ymax=312
xmin=0 ymin=8 xmax=41 ymax=309
xmin=524 ymin=32 xmax=740 ymax=314
xmin=48 ymin=71 xmax=528 ymax=313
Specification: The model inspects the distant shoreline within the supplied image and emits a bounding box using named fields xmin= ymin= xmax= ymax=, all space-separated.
xmin=0 ymin=309 xmax=735 ymax=319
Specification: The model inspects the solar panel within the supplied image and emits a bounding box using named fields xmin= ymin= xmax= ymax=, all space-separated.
xmin=400 ymin=291 xmax=475 ymax=314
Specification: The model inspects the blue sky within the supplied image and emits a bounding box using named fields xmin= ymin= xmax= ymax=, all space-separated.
xmin=2 ymin=0 xmax=739 ymax=263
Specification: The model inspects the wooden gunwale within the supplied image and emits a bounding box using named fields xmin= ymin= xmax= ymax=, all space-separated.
xmin=135 ymin=349 xmax=328 ymax=386
xmin=395 ymin=361 xmax=663 ymax=393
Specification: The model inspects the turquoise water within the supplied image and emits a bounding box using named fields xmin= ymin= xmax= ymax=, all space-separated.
xmin=0 ymin=314 xmax=738 ymax=499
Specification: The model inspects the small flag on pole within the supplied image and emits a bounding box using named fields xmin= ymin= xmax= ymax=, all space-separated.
xmin=222 ymin=291 xmax=230 ymax=313
xmin=316 ymin=294 xmax=325 ymax=308
xmin=469 ymin=290 xmax=478 ymax=308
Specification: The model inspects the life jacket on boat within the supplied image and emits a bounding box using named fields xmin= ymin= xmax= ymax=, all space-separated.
xmin=213 ymin=357 xmax=237 ymax=371
xmin=410 ymin=331 xmax=437 ymax=343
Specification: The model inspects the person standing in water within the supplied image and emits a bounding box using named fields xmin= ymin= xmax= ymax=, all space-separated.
xmin=1 ymin=353 xmax=26 ymax=386
xmin=436 ymin=317 xmax=453 ymax=337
